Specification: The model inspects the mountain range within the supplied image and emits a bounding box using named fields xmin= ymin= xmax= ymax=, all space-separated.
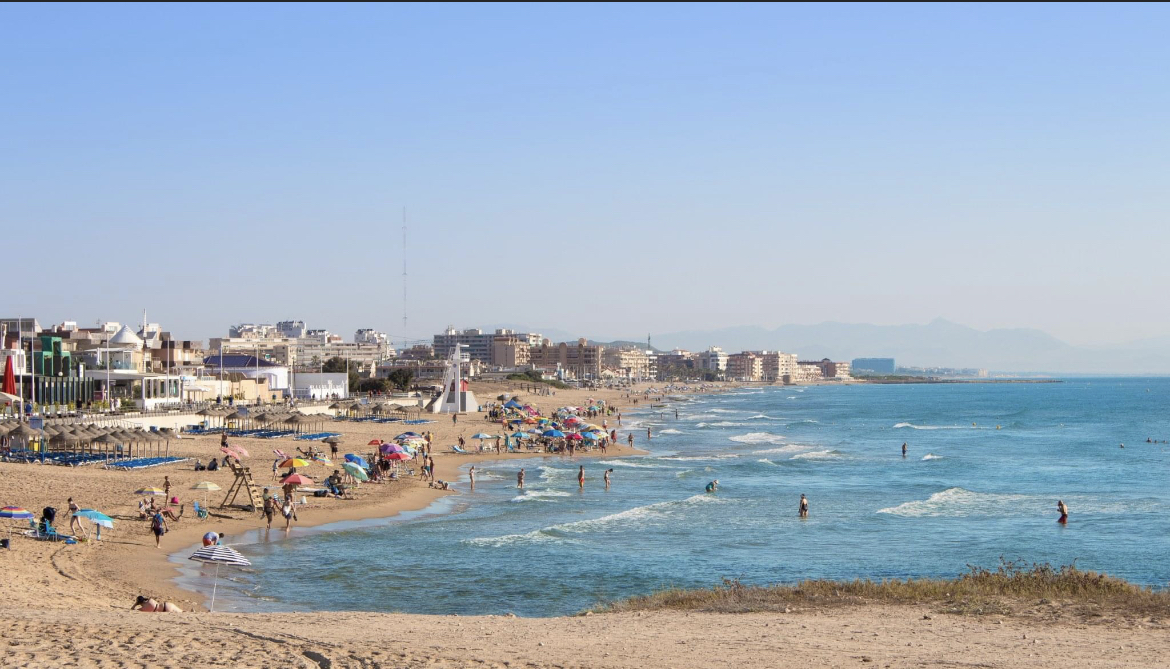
xmin=486 ymin=320 xmax=1170 ymax=375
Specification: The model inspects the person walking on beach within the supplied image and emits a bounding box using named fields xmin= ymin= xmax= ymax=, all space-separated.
xmin=604 ymin=468 xmax=612 ymax=490
xmin=452 ymin=414 xmax=458 ymax=425
xmin=1057 ymin=500 xmax=1069 ymax=524
xmin=627 ymin=433 xmax=634 ymax=447
xmin=578 ymin=465 xmax=585 ymax=489
xmin=517 ymin=468 xmax=525 ymax=489
xmin=263 ymin=492 xmax=276 ymax=530
xmin=798 ymin=494 xmax=809 ymax=518
xmin=67 ymin=498 xmax=87 ymax=539
xmin=149 ymin=508 xmax=168 ymax=548
xmin=902 ymin=442 xmax=907 ymax=458
xmin=469 ymin=465 xmax=475 ymax=491
xmin=163 ymin=476 xmax=171 ymax=500
xmin=282 ymin=498 xmax=296 ymax=531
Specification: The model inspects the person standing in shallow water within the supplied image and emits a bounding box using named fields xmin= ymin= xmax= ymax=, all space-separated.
xmin=604 ymin=468 xmax=612 ymax=490
xmin=578 ymin=465 xmax=585 ymax=489
xmin=517 ymin=468 xmax=525 ymax=489
xmin=902 ymin=443 xmax=907 ymax=458
xmin=1057 ymin=500 xmax=1069 ymax=524
xmin=799 ymin=494 xmax=809 ymax=518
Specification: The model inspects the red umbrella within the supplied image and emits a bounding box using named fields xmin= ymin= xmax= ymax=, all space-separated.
xmin=367 ymin=439 xmax=383 ymax=446
xmin=2 ymin=356 xmax=15 ymax=396
xmin=565 ymin=433 xmax=583 ymax=441
xmin=220 ymin=446 xmax=240 ymax=460
xmin=281 ymin=473 xmax=313 ymax=485
xmin=384 ymin=451 xmax=411 ymax=460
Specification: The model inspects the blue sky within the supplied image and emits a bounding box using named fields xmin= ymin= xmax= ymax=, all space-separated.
xmin=3 ymin=3 xmax=1168 ymax=347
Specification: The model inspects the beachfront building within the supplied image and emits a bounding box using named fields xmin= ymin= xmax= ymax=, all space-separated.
xmin=290 ymin=372 xmax=349 ymax=400
xmin=295 ymin=339 xmax=390 ymax=374
xmin=277 ymin=320 xmax=308 ymax=339
xmin=603 ymin=346 xmax=654 ymax=381
xmin=794 ymin=358 xmax=851 ymax=382
xmin=377 ymin=358 xmax=482 ymax=381
xmin=209 ymin=336 xmax=297 ymax=367
xmin=726 ymin=352 xmax=765 ymax=381
xmin=851 ymin=357 xmax=896 ymax=374
xmin=433 ymin=328 xmax=543 ymax=363
xmin=529 ymin=339 xmax=604 ymax=381
xmin=491 ymin=334 xmax=531 ymax=368
xmin=696 ymin=346 xmax=729 ymax=374
xmin=762 ymin=351 xmax=799 ymax=383
xmin=201 ymin=354 xmax=289 ymax=392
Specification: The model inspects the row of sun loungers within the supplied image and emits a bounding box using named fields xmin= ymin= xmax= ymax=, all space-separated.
xmin=104 ymin=456 xmax=188 ymax=470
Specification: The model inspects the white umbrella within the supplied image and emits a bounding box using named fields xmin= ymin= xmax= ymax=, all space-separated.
xmin=188 ymin=545 xmax=251 ymax=612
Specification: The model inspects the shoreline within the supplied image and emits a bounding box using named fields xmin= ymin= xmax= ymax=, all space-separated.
xmin=172 ymin=443 xmax=651 ymax=611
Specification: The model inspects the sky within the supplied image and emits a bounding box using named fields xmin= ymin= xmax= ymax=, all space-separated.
xmin=3 ymin=3 xmax=1169 ymax=348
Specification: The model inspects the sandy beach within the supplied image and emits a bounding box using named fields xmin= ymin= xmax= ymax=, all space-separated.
xmin=1 ymin=381 xmax=1166 ymax=668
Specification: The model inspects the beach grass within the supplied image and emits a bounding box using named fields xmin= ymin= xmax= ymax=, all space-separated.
xmin=595 ymin=559 xmax=1170 ymax=617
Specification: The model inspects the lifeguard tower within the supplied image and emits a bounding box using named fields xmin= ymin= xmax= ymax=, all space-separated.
xmin=428 ymin=345 xmax=479 ymax=413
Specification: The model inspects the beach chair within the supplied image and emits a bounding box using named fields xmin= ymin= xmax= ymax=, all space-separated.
xmin=451 ymin=444 xmax=469 ymax=454
xmin=193 ymin=501 xmax=209 ymax=520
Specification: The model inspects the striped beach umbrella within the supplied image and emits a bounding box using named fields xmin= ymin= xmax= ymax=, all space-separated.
xmin=135 ymin=487 xmax=166 ymax=496
xmin=188 ymin=544 xmax=252 ymax=612
xmin=342 ymin=461 xmax=369 ymax=481
xmin=0 ymin=506 xmax=33 ymax=519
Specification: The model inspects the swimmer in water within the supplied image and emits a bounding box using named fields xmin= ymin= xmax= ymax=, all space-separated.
xmin=705 ymin=480 xmax=718 ymax=493
xmin=578 ymin=465 xmax=585 ymax=489
xmin=799 ymin=494 xmax=809 ymax=518
xmin=1057 ymin=499 xmax=1069 ymax=524
xmin=517 ymin=468 xmax=525 ymax=489
xmin=604 ymin=468 xmax=612 ymax=490
xmin=901 ymin=442 xmax=907 ymax=458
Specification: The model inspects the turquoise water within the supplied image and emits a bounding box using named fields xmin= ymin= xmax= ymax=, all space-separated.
xmin=184 ymin=379 xmax=1170 ymax=616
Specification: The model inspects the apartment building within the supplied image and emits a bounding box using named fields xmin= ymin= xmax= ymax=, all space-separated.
xmin=529 ymin=339 xmax=604 ymax=380
xmin=726 ymin=351 xmax=765 ymax=381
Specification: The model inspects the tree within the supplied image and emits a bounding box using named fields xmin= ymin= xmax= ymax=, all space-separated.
xmin=321 ymin=356 xmax=360 ymax=391
xmin=357 ymin=378 xmax=389 ymax=394
xmin=387 ymin=368 xmax=414 ymax=391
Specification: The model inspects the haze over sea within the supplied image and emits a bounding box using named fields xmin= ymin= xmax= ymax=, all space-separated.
xmin=188 ymin=380 xmax=1170 ymax=616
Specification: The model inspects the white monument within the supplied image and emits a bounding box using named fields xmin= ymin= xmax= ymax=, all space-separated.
xmin=429 ymin=344 xmax=479 ymax=413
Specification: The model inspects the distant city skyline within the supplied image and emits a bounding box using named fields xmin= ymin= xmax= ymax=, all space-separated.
xmin=5 ymin=4 xmax=1170 ymax=347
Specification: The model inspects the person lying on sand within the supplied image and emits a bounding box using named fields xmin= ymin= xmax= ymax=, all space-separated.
xmin=132 ymin=595 xmax=181 ymax=612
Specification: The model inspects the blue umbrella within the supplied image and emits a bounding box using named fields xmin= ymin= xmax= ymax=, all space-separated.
xmin=511 ymin=431 xmax=528 ymax=439
xmin=542 ymin=430 xmax=565 ymax=438
xmin=504 ymin=400 xmax=523 ymax=409
xmin=76 ymin=509 xmax=114 ymax=540
xmin=394 ymin=432 xmax=419 ymax=440
xmin=344 ymin=454 xmax=369 ymax=468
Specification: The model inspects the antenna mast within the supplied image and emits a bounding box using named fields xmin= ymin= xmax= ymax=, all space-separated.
xmin=402 ymin=207 xmax=408 ymax=339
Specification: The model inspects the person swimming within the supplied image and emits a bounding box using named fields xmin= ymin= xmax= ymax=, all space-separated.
xmin=705 ymin=480 xmax=718 ymax=493
xmin=1057 ymin=499 xmax=1069 ymax=524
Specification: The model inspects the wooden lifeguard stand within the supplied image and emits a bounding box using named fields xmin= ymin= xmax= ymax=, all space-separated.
xmin=220 ymin=458 xmax=261 ymax=510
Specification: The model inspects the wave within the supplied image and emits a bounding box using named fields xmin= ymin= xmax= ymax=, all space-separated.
xmin=748 ymin=414 xmax=779 ymax=420
xmin=510 ymin=489 xmax=572 ymax=502
xmin=893 ymin=422 xmax=966 ymax=430
xmin=787 ymin=396 xmax=797 ymax=400
xmin=662 ymin=454 xmax=738 ymax=462
xmin=790 ymin=449 xmax=843 ymax=460
xmin=659 ymin=429 xmax=683 ymax=435
xmin=598 ymin=459 xmax=664 ymax=469
xmin=463 ymin=530 xmax=578 ymax=548
xmin=696 ymin=421 xmax=746 ymax=428
xmin=756 ymin=458 xmax=778 ymax=465
xmin=711 ymin=408 xmax=745 ymax=414
xmin=921 ymin=453 xmax=944 ymax=461
xmin=877 ymin=487 xmax=1027 ymax=517
xmin=752 ymin=445 xmax=807 ymax=454
xmin=729 ymin=432 xmax=786 ymax=445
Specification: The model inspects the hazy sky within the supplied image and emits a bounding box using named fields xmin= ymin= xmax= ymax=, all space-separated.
xmin=4 ymin=3 xmax=1169 ymax=347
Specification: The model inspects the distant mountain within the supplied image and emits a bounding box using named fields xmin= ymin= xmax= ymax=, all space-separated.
xmin=649 ymin=319 xmax=1170 ymax=375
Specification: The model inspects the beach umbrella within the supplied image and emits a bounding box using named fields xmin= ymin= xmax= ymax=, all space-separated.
xmin=0 ymin=506 xmax=33 ymax=519
xmin=384 ymin=451 xmax=411 ymax=461
xmin=280 ymin=473 xmax=312 ymax=486
xmin=512 ymin=431 xmax=528 ymax=440
xmin=343 ymin=454 xmax=369 ymax=468
xmin=542 ymin=430 xmax=565 ymax=438
xmin=75 ymin=509 xmax=114 ymax=539
xmin=367 ymin=439 xmax=383 ymax=446
xmin=311 ymin=456 xmax=333 ymax=466
xmin=220 ymin=446 xmax=240 ymax=460
xmin=380 ymin=443 xmax=405 ymax=454
xmin=342 ymin=462 xmax=369 ymax=481
xmin=394 ymin=432 xmax=419 ymax=439
xmin=565 ymin=433 xmax=583 ymax=441
xmin=190 ymin=481 xmax=222 ymax=507
xmin=323 ymin=436 xmax=341 ymax=445
xmin=279 ymin=458 xmax=310 ymax=468
xmin=188 ymin=544 xmax=252 ymax=612
xmin=230 ymin=444 xmax=250 ymax=457
xmin=135 ymin=487 xmax=166 ymax=496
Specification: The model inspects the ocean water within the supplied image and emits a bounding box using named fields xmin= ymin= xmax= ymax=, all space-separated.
xmin=179 ymin=379 xmax=1170 ymax=616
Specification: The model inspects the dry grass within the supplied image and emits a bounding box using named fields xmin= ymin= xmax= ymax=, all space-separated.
xmin=595 ymin=559 xmax=1170 ymax=618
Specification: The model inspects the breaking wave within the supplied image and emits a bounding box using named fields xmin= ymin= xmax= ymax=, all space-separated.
xmin=894 ymin=422 xmax=965 ymax=430
xmin=791 ymin=449 xmax=843 ymax=460
xmin=659 ymin=429 xmax=683 ymax=435
xmin=921 ymin=453 xmax=944 ymax=460
xmin=877 ymin=487 xmax=1026 ymax=517
xmin=729 ymin=432 xmax=786 ymax=445
xmin=510 ymin=489 xmax=572 ymax=502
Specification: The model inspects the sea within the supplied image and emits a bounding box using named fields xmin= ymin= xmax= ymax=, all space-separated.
xmin=173 ymin=378 xmax=1170 ymax=617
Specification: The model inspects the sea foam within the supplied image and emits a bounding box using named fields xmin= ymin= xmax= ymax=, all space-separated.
xmin=729 ymin=432 xmax=786 ymax=445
